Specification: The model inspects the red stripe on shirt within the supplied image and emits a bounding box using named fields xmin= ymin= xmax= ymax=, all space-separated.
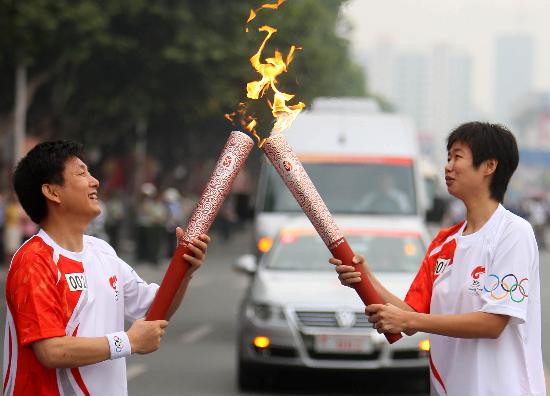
xmin=70 ymin=325 xmax=91 ymax=396
xmin=405 ymin=222 xmax=463 ymax=313
xmin=3 ymin=327 xmax=12 ymax=394
xmin=429 ymin=353 xmax=447 ymax=394
xmin=70 ymin=368 xmax=90 ymax=396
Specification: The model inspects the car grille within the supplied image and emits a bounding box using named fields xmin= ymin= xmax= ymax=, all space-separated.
xmin=294 ymin=310 xmax=373 ymax=329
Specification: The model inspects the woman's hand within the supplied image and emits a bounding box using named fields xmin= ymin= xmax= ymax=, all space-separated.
xmin=365 ymin=303 xmax=414 ymax=334
xmin=329 ymin=255 xmax=367 ymax=287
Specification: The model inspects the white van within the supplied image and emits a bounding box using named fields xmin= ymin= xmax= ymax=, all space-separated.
xmin=253 ymin=97 xmax=428 ymax=255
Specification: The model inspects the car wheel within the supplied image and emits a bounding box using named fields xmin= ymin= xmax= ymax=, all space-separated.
xmin=237 ymin=359 xmax=265 ymax=391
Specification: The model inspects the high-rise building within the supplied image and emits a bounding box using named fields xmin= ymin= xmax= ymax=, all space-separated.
xmin=363 ymin=38 xmax=396 ymax=102
xmin=494 ymin=34 xmax=534 ymax=125
xmin=360 ymin=40 xmax=473 ymax=164
xmin=429 ymin=45 xmax=473 ymax=164
xmin=393 ymin=52 xmax=430 ymax=132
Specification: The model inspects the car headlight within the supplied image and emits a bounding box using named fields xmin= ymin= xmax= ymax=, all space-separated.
xmin=257 ymin=237 xmax=273 ymax=253
xmin=248 ymin=303 xmax=286 ymax=324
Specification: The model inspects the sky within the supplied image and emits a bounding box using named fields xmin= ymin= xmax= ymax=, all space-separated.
xmin=341 ymin=0 xmax=550 ymax=114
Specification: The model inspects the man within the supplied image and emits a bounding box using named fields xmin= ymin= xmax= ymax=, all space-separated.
xmin=332 ymin=122 xmax=545 ymax=395
xmin=357 ymin=172 xmax=412 ymax=214
xmin=3 ymin=140 xmax=210 ymax=395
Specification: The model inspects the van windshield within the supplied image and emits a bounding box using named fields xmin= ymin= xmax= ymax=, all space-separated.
xmin=262 ymin=162 xmax=417 ymax=215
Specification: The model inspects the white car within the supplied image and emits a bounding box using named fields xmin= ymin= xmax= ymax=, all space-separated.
xmin=236 ymin=215 xmax=431 ymax=391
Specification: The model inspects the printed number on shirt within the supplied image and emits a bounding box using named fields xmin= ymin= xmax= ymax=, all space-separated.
xmin=434 ymin=258 xmax=450 ymax=275
xmin=65 ymin=273 xmax=88 ymax=291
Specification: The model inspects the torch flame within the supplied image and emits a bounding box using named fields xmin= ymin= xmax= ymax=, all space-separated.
xmin=246 ymin=0 xmax=286 ymax=24
xmin=225 ymin=103 xmax=264 ymax=144
xmin=246 ymin=25 xmax=304 ymax=145
xmin=227 ymin=0 xmax=304 ymax=146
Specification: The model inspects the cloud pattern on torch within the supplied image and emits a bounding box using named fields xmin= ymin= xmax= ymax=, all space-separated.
xmin=183 ymin=131 xmax=254 ymax=243
xmin=262 ymin=133 xmax=343 ymax=247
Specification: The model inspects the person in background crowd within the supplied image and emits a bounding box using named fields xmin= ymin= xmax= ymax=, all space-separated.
xmin=3 ymin=193 xmax=22 ymax=263
xmin=136 ymin=183 xmax=168 ymax=265
xmin=163 ymin=187 xmax=184 ymax=258
xmin=0 ymin=192 xmax=5 ymax=263
xmin=232 ymin=166 xmax=253 ymax=225
xmin=104 ymin=190 xmax=125 ymax=251
xmin=527 ymin=196 xmax=547 ymax=250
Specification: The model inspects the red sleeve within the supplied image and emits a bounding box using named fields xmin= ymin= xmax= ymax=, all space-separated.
xmin=7 ymin=252 xmax=67 ymax=346
xmin=404 ymin=250 xmax=434 ymax=314
xmin=403 ymin=223 xmax=464 ymax=313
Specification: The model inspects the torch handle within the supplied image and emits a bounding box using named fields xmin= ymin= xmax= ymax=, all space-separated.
xmin=330 ymin=238 xmax=402 ymax=344
xmin=145 ymin=243 xmax=191 ymax=321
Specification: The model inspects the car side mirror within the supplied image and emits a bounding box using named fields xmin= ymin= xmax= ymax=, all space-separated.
xmin=234 ymin=254 xmax=258 ymax=275
xmin=426 ymin=196 xmax=448 ymax=224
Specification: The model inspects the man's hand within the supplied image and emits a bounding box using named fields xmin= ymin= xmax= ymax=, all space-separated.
xmin=127 ymin=319 xmax=168 ymax=354
xmin=329 ymin=255 xmax=367 ymax=287
xmin=175 ymin=227 xmax=210 ymax=277
xmin=365 ymin=303 xmax=413 ymax=334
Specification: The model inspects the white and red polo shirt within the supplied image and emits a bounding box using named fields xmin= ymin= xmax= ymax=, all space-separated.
xmin=405 ymin=204 xmax=545 ymax=395
xmin=3 ymin=229 xmax=159 ymax=395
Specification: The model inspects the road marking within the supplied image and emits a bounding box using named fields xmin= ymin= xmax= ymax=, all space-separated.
xmin=545 ymin=365 xmax=550 ymax=395
xmin=180 ymin=324 xmax=213 ymax=344
xmin=127 ymin=363 xmax=147 ymax=381
xmin=191 ymin=276 xmax=211 ymax=288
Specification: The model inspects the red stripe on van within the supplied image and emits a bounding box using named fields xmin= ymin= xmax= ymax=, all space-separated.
xmin=297 ymin=155 xmax=413 ymax=165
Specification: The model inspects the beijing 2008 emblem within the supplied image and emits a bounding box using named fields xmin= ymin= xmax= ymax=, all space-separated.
xmin=222 ymin=155 xmax=233 ymax=167
xmin=282 ymin=160 xmax=293 ymax=172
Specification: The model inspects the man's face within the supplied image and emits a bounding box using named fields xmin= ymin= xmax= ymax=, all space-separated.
xmin=56 ymin=157 xmax=101 ymax=221
xmin=445 ymin=141 xmax=489 ymax=200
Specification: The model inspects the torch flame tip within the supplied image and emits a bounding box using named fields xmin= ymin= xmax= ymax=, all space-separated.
xmin=231 ymin=0 xmax=303 ymax=146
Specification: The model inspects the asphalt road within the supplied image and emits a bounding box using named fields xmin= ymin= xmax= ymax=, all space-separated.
xmin=124 ymin=227 xmax=428 ymax=396
xmin=125 ymin=226 xmax=550 ymax=396
xmin=1 ymin=226 xmax=549 ymax=395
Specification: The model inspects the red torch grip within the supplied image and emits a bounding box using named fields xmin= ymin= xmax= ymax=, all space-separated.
xmin=145 ymin=243 xmax=191 ymax=321
xmin=330 ymin=239 xmax=402 ymax=344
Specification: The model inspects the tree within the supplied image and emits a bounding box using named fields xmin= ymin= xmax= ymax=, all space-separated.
xmin=0 ymin=0 xmax=366 ymax=187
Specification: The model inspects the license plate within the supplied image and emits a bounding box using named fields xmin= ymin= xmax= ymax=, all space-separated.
xmin=314 ymin=334 xmax=373 ymax=354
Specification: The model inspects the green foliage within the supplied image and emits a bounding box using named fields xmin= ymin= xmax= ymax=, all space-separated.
xmin=0 ymin=0 xmax=366 ymax=171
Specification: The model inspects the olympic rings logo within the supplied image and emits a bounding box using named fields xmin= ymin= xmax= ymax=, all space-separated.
xmin=483 ymin=273 xmax=528 ymax=303
xmin=113 ymin=335 xmax=124 ymax=353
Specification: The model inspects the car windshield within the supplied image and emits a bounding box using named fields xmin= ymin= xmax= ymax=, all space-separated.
xmin=266 ymin=232 xmax=424 ymax=273
xmin=262 ymin=162 xmax=417 ymax=215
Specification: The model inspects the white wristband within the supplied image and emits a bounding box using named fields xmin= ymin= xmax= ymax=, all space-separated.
xmin=106 ymin=331 xmax=132 ymax=359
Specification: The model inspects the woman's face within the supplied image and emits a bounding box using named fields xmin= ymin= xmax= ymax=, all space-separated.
xmin=445 ymin=141 xmax=490 ymax=201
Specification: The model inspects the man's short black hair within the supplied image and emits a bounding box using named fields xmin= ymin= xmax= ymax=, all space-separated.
xmin=13 ymin=140 xmax=84 ymax=224
xmin=447 ymin=122 xmax=519 ymax=202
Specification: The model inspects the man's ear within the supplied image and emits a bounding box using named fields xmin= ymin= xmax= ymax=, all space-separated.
xmin=41 ymin=184 xmax=61 ymax=204
xmin=484 ymin=159 xmax=498 ymax=176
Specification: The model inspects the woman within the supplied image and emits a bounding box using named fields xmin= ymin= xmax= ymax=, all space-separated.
xmin=332 ymin=122 xmax=545 ymax=395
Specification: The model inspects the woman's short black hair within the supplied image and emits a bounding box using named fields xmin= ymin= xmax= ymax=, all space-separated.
xmin=447 ymin=122 xmax=519 ymax=202
xmin=13 ymin=140 xmax=84 ymax=224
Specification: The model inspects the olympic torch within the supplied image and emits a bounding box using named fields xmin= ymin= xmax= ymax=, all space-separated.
xmin=262 ymin=133 xmax=402 ymax=344
xmin=146 ymin=131 xmax=254 ymax=321
xmin=233 ymin=0 xmax=400 ymax=342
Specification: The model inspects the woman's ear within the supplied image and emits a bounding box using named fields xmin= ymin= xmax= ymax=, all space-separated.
xmin=41 ymin=184 xmax=61 ymax=204
xmin=484 ymin=159 xmax=498 ymax=176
